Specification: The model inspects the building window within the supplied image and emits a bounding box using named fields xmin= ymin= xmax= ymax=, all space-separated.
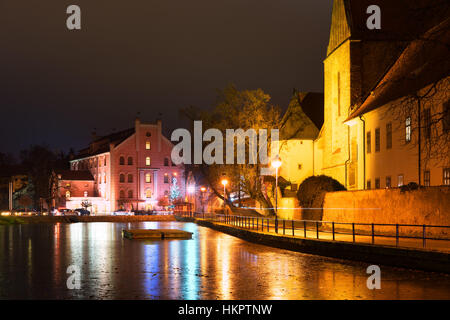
xmin=444 ymin=100 xmax=450 ymax=132
xmin=424 ymin=108 xmax=431 ymax=140
xmin=164 ymin=157 xmax=169 ymax=166
xmin=119 ymin=190 xmax=125 ymax=198
xmin=386 ymin=123 xmax=392 ymax=149
xmin=146 ymin=132 xmax=151 ymax=137
xmin=146 ymin=141 xmax=151 ymax=150
xmin=164 ymin=174 xmax=169 ymax=184
xmin=128 ymin=157 xmax=133 ymax=165
xmin=128 ymin=190 xmax=133 ymax=199
xmin=145 ymin=173 xmax=151 ymax=183
xmin=84 ymin=191 xmax=88 ymax=197
xmin=375 ymin=128 xmax=380 ymax=152
xmin=375 ymin=178 xmax=380 ymax=189
xmin=337 ymin=72 xmax=341 ymax=117
xmin=146 ymin=157 xmax=151 ymax=166
xmin=367 ymin=180 xmax=371 ymax=190
xmin=386 ymin=176 xmax=391 ymax=188
xmin=406 ymin=117 xmax=411 ymax=143
xmin=119 ymin=156 xmax=125 ymax=165
xmin=366 ymin=131 xmax=371 ymax=154
xmin=66 ymin=191 xmax=71 ymax=198
xmin=146 ymin=189 xmax=152 ymax=198
xmin=424 ymin=171 xmax=430 ymax=187
xmin=103 ymin=173 xmax=106 ymax=184
xmin=398 ymin=175 xmax=404 ymax=187
xmin=443 ymin=168 xmax=450 ymax=186
xmin=127 ymin=174 xmax=133 ymax=183
xmin=119 ymin=174 xmax=125 ymax=183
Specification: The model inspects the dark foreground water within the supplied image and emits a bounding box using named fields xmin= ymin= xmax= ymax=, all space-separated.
xmin=0 ymin=221 xmax=449 ymax=300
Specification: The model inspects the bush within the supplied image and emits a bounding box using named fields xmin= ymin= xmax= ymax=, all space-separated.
xmin=297 ymin=175 xmax=346 ymax=220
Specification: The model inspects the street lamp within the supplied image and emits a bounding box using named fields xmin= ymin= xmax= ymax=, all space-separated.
xmin=271 ymin=157 xmax=282 ymax=233
xmin=200 ymin=186 xmax=206 ymax=213
xmin=221 ymin=179 xmax=228 ymax=213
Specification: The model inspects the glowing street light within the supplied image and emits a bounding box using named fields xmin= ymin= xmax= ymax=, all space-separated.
xmin=271 ymin=157 xmax=282 ymax=233
xmin=187 ymin=185 xmax=196 ymax=194
xmin=221 ymin=179 xmax=228 ymax=210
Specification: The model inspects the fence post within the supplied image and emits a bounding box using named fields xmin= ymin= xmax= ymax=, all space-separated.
xmin=332 ymin=222 xmax=335 ymax=241
xmin=292 ymin=220 xmax=295 ymax=236
xmin=423 ymin=225 xmax=426 ymax=248
xmin=267 ymin=219 xmax=269 ymax=232
xmin=372 ymin=223 xmax=375 ymax=244
xmin=304 ymin=221 xmax=307 ymax=238
xmin=257 ymin=218 xmax=259 ymax=231
xmin=396 ymin=224 xmax=399 ymax=247
xmin=316 ymin=221 xmax=319 ymax=239
xmin=352 ymin=223 xmax=355 ymax=243
xmin=283 ymin=220 xmax=286 ymax=235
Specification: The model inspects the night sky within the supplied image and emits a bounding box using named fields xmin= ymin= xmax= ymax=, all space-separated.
xmin=0 ymin=0 xmax=333 ymax=156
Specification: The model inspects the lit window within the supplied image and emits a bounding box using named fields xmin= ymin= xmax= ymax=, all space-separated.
xmin=84 ymin=191 xmax=88 ymax=197
xmin=146 ymin=173 xmax=151 ymax=183
xmin=66 ymin=191 xmax=71 ymax=198
xmin=443 ymin=168 xmax=450 ymax=186
xmin=398 ymin=175 xmax=404 ymax=187
xmin=405 ymin=117 xmax=411 ymax=143
xmin=424 ymin=171 xmax=430 ymax=187
xmin=146 ymin=141 xmax=151 ymax=150
xmin=146 ymin=189 xmax=152 ymax=198
xmin=146 ymin=157 xmax=151 ymax=166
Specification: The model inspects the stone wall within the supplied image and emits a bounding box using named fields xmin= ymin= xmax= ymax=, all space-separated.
xmin=322 ymin=187 xmax=450 ymax=237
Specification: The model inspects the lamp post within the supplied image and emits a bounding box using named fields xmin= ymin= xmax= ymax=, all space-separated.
xmin=187 ymin=185 xmax=195 ymax=217
xmin=200 ymin=186 xmax=206 ymax=213
xmin=221 ymin=179 xmax=228 ymax=214
xmin=271 ymin=157 xmax=282 ymax=233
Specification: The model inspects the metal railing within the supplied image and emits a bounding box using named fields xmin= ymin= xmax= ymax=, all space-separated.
xmin=176 ymin=212 xmax=450 ymax=250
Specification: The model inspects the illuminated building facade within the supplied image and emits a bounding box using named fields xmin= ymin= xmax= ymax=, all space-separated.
xmin=68 ymin=118 xmax=185 ymax=213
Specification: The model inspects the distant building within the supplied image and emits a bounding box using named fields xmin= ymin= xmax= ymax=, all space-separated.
xmin=64 ymin=118 xmax=185 ymax=213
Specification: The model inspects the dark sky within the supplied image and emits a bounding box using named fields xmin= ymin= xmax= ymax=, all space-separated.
xmin=0 ymin=0 xmax=333 ymax=156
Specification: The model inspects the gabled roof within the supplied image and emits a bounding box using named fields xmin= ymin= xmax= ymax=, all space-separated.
xmin=327 ymin=0 xmax=450 ymax=56
xmin=345 ymin=17 xmax=450 ymax=121
xmin=55 ymin=170 xmax=94 ymax=181
xmin=281 ymin=92 xmax=323 ymax=140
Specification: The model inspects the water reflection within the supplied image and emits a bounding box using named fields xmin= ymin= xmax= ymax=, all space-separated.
xmin=0 ymin=221 xmax=449 ymax=299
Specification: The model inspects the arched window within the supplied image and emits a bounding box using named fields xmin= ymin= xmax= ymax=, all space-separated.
xmin=145 ymin=173 xmax=151 ymax=183
xmin=104 ymin=157 xmax=107 ymax=166
xmin=164 ymin=174 xmax=169 ymax=183
xmin=119 ymin=190 xmax=125 ymax=198
xmin=128 ymin=157 xmax=133 ymax=165
xmin=128 ymin=190 xmax=133 ymax=199
xmin=146 ymin=141 xmax=151 ymax=150
xmin=65 ymin=191 xmax=71 ymax=198
xmin=164 ymin=157 xmax=169 ymax=166
xmin=146 ymin=189 xmax=152 ymax=198
xmin=119 ymin=156 xmax=125 ymax=165
xmin=119 ymin=174 xmax=125 ymax=183
xmin=146 ymin=157 xmax=151 ymax=166
xmin=127 ymin=174 xmax=133 ymax=183
xmin=103 ymin=173 xmax=106 ymax=184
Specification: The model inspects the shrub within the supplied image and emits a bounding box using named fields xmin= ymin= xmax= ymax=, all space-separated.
xmin=297 ymin=175 xmax=346 ymax=220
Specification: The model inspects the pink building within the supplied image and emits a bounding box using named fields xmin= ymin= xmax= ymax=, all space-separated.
xmin=69 ymin=118 xmax=185 ymax=213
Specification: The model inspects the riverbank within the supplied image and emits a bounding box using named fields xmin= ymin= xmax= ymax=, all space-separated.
xmin=0 ymin=215 xmax=176 ymax=224
xmin=176 ymin=216 xmax=450 ymax=274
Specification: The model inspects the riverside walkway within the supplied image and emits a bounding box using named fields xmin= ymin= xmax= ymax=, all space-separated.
xmin=179 ymin=213 xmax=450 ymax=253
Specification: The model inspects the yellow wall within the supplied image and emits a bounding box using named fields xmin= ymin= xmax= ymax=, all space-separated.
xmin=278 ymin=139 xmax=314 ymax=185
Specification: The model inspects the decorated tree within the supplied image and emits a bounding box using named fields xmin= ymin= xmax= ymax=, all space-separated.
xmin=169 ymin=177 xmax=181 ymax=203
